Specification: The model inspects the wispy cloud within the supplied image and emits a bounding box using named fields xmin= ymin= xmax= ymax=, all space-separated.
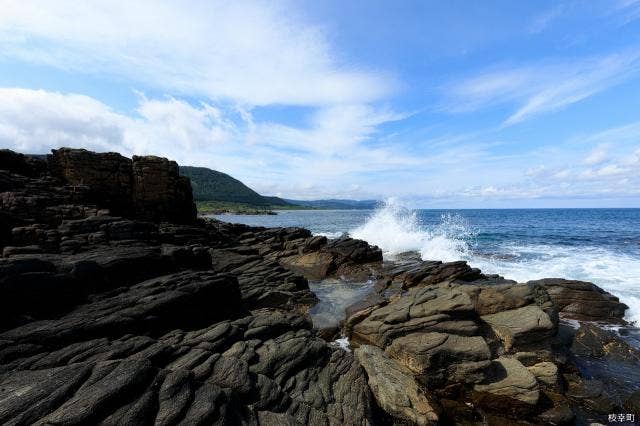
xmin=444 ymin=49 xmax=640 ymax=125
xmin=0 ymin=0 xmax=409 ymax=199
xmin=583 ymin=144 xmax=609 ymax=166
xmin=2 ymin=88 xmax=639 ymax=204
xmin=0 ymin=88 xmax=416 ymax=199
xmin=615 ymin=0 xmax=640 ymax=25
xmin=0 ymin=0 xmax=396 ymax=107
xmin=516 ymin=121 xmax=640 ymax=199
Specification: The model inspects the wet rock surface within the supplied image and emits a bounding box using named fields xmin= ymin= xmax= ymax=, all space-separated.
xmin=0 ymin=148 xmax=638 ymax=425
xmin=341 ymin=249 xmax=638 ymax=423
xmin=529 ymin=278 xmax=629 ymax=323
xmin=355 ymin=345 xmax=439 ymax=425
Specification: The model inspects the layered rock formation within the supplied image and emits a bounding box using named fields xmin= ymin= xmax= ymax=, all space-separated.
xmin=48 ymin=148 xmax=196 ymax=224
xmin=0 ymin=149 xmax=380 ymax=424
xmin=0 ymin=148 xmax=637 ymax=425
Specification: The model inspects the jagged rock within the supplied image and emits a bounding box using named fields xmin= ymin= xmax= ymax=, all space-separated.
xmin=279 ymin=236 xmax=382 ymax=280
xmin=529 ymin=278 xmax=628 ymax=322
xmin=0 ymin=362 xmax=94 ymax=425
xmin=473 ymin=282 xmax=543 ymax=315
xmin=571 ymin=322 xmax=640 ymax=363
xmin=39 ymin=359 xmax=156 ymax=425
xmin=1 ymin=147 xmax=637 ymax=425
xmin=0 ymin=150 xmax=46 ymax=178
xmin=389 ymin=260 xmax=482 ymax=289
xmin=0 ymin=307 xmax=376 ymax=424
xmin=564 ymin=374 xmax=617 ymax=416
xmin=624 ymin=390 xmax=640 ymax=414
xmin=0 ymin=244 xmax=214 ymax=328
xmin=279 ymin=251 xmax=336 ymax=280
xmin=349 ymin=285 xmax=478 ymax=348
xmin=48 ymin=148 xmax=134 ymax=215
xmin=0 ymin=270 xmax=245 ymax=347
xmin=355 ymin=345 xmax=439 ymax=425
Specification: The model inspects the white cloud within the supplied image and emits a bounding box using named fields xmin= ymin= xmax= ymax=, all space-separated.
xmin=595 ymin=164 xmax=628 ymax=176
xmin=255 ymin=105 xmax=409 ymax=155
xmin=0 ymin=0 xmax=395 ymax=107
xmin=551 ymin=169 xmax=571 ymax=179
xmin=0 ymin=88 xmax=413 ymax=199
xmin=2 ymin=88 xmax=639 ymax=205
xmin=0 ymin=88 xmax=130 ymax=153
xmin=583 ymin=144 xmax=609 ymax=165
xmin=577 ymin=121 xmax=640 ymax=146
xmin=0 ymin=88 xmax=236 ymax=165
xmin=0 ymin=1 xmax=407 ymax=199
xmin=444 ymin=50 xmax=640 ymax=125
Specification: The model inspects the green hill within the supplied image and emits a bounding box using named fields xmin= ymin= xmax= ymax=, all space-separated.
xmin=179 ymin=165 xmax=379 ymax=213
xmin=179 ymin=166 xmax=292 ymax=211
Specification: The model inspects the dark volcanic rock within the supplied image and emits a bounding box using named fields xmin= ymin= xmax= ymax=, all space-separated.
xmin=131 ymin=155 xmax=197 ymax=224
xmin=0 ymin=150 xmax=46 ymax=178
xmin=1 ymin=147 xmax=637 ymax=425
xmin=49 ymin=148 xmax=133 ymax=213
xmin=572 ymin=322 xmax=640 ymax=362
xmin=0 ymin=148 xmax=377 ymax=424
xmin=48 ymin=148 xmax=196 ymax=224
xmin=529 ymin=278 xmax=628 ymax=322
xmin=279 ymin=236 xmax=382 ymax=280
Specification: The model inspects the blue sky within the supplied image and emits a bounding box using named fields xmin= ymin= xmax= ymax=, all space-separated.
xmin=1 ymin=0 xmax=639 ymax=207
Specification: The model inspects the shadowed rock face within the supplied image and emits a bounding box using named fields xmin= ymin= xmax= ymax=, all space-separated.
xmin=0 ymin=149 xmax=380 ymax=424
xmin=0 ymin=148 xmax=637 ymax=425
xmin=48 ymin=148 xmax=134 ymax=215
xmin=355 ymin=345 xmax=439 ymax=426
xmin=528 ymin=278 xmax=628 ymax=322
xmin=49 ymin=148 xmax=197 ymax=224
xmin=131 ymin=155 xmax=197 ymax=224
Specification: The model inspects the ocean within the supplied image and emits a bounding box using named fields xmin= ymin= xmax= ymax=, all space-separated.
xmin=210 ymin=202 xmax=640 ymax=325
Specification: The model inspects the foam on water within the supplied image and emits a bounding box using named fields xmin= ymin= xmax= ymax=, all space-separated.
xmin=472 ymin=244 xmax=640 ymax=325
xmin=332 ymin=337 xmax=351 ymax=352
xmin=350 ymin=199 xmax=470 ymax=262
xmin=308 ymin=278 xmax=375 ymax=329
xmin=350 ymin=200 xmax=640 ymax=324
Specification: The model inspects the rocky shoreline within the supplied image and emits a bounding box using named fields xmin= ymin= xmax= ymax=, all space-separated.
xmin=1 ymin=148 xmax=638 ymax=425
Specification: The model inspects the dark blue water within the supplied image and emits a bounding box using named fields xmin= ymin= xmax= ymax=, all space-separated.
xmin=210 ymin=204 xmax=640 ymax=323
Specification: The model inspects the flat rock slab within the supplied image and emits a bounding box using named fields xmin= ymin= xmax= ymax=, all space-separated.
xmin=386 ymin=331 xmax=491 ymax=385
xmin=481 ymin=304 xmax=555 ymax=350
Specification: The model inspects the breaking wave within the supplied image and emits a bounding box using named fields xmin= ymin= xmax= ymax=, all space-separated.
xmin=350 ymin=199 xmax=471 ymax=262
xmin=350 ymin=199 xmax=640 ymax=324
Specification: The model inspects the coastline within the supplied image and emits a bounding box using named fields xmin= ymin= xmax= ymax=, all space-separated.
xmin=1 ymin=148 xmax=639 ymax=425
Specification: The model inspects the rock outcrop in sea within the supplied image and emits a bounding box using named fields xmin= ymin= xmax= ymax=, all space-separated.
xmin=0 ymin=148 xmax=638 ymax=425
